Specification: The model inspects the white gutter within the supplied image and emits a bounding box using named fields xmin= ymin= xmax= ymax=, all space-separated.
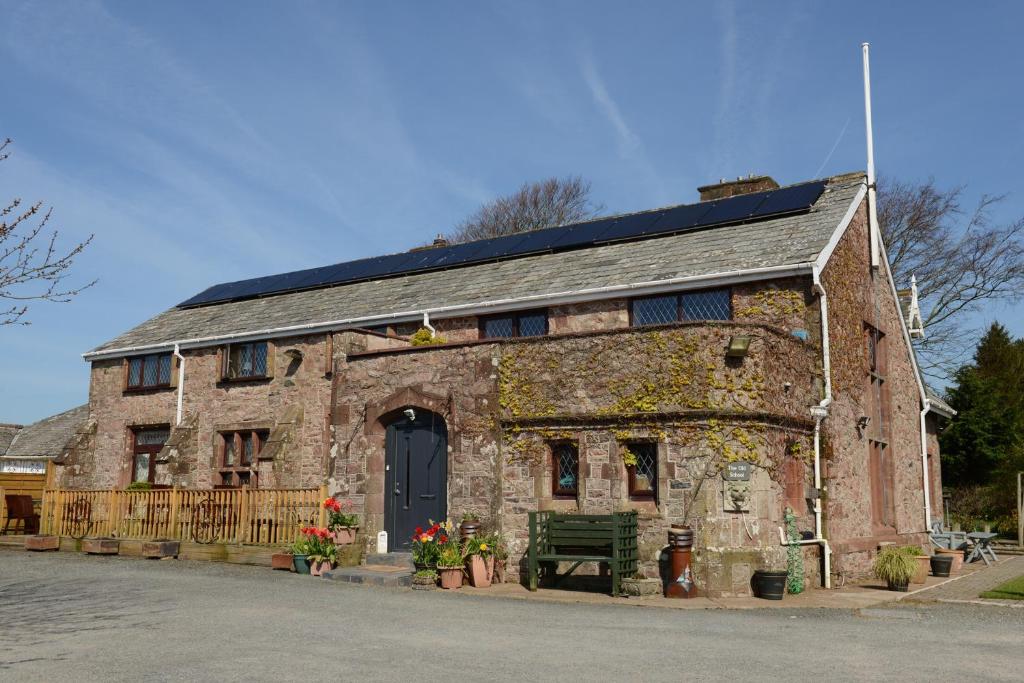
xmin=808 ymin=266 xmax=833 ymax=589
xmin=82 ymin=262 xmax=813 ymax=361
xmin=173 ymin=343 xmax=185 ymax=426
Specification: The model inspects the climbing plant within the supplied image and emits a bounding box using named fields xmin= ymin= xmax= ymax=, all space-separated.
xmin=784 ymin=506 xmax=805 ymax=594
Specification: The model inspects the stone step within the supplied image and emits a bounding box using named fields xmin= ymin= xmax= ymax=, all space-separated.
xmin=322 ymin=564 xmax=412 ymax=588
xmin=364 ymin=552 xmax=414 ymax=568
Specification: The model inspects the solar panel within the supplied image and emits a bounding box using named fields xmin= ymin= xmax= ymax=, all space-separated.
xmin=177 ymin=180 xmax=828 ymax=307
xmin=753 ymin=181 xmax=826 ymax=218
xmin=592 ymin=211 xmax=665 ymax=243
xmin=698 ymin=192 xmax=770 ymax=226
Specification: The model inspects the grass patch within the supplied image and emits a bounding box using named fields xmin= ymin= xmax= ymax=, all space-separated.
xmin=979 ymin=575 xmax=1024 ymax=600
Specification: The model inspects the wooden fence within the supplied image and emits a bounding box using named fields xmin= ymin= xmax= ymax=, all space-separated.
xmin=37 ymin=486 xmax=326 ymax=545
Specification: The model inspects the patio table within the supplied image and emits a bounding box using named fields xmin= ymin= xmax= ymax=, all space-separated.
xmin=965 ymin=532 xmax=998 ymax=566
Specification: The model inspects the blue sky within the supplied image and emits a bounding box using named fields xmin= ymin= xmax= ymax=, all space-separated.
xmin=1 ymin=0 xmax=1022 ymax=424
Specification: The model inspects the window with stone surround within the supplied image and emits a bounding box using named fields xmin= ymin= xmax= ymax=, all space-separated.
xmin=630 ymin=288 xmax=731 ymax=326
xmin=551 ymin=442 xmax=579 ymax=499
xmin=865 ymin=323 xmax=894 ymax=528
xmin=218 ymin=430 xmax=268 ymax=487
xmin=625 ymin=441 xmax=658 ymax=502
xmin=222 ymin=342 xmax=270 ymax=380
xmin=479 ymin=309 xmax=548 ymax=339
xmin=125 ymin=353 xmax=173 ymax=390
xmin=131 ymin=427 xmax=169 ymax=484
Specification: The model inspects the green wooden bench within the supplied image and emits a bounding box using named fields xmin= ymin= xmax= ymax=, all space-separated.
xmin=528 ymin=511 xmax=638 ymax=596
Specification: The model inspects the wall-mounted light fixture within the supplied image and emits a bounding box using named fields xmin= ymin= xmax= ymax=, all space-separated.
xmin=404 ymin=408 xmax=416 ymax=422
xmin=726 ymin=335 xmax=751 ymax=358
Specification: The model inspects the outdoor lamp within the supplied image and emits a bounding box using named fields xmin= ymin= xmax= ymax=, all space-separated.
xmin=726 ymin=335 xmax=751 ymax=358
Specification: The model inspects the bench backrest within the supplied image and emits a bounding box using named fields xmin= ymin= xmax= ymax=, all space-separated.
xmin=530 ymin=511 xmax=638 ymax=556
xmin=4 ymin=494 xmax=36 ymax=518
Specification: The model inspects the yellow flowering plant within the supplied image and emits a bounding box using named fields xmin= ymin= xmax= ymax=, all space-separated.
xmin=464 ymin=535 xmax=492 ymax=559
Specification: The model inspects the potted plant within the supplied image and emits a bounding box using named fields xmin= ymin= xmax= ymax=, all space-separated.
xmin=621 ymin=572 xmax=661 ymax=598
xmin=300 ymin=526 xmax=337 ymax=576
xmin=411 ymin=568 xmax=438 ymax=590
xmin=291 ymin=534 xmax=312 ymax=575
xmin=323 ymin=497 xmax=360 ymax=544
xmin=873 ymin=546 xmax=917 ymax=591
xmin=464 ymin=536 xmax=494 ymax=588
xmin=900 ymin=545 xmax=930 ymax=584
xmin=488 ymin=533 xmax=508 ymax=584
xmin=411 ymin=521 xmax=442 ymax=571
xmin=435 ymin=523 xmax=465 ymax=589
xmin=459 ymin=512 xmax=481 ymax=540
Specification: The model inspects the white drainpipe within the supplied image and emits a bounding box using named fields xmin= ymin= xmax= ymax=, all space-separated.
xmin=173 ymin=343 xmax=185 ymax=426
xmin=804 ymin=266 xmax=833 ymax=589
xmin=920 ymin=399 xmax=932 ymax=528
xmin=422 ymin=311 xmax=436 ymax=338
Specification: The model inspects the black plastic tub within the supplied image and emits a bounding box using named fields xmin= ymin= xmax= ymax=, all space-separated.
xmin=752 ymin=570 xmax=788 ymax=600
xmin=930 ymin=554 xmax=954 ymax=577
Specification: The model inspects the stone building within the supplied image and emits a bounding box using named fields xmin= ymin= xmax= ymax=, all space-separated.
xmin=1 ymin=405 xmax=88 ymax=474
xmin=60 ymin=172 xmax=951 ymax=594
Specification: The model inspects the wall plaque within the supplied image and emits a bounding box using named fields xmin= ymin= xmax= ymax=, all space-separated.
xmin=723 ymin=461 xmax=753 ymax=481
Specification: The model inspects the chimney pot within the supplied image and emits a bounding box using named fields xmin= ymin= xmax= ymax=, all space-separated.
xmin=697 ymin=175 xmax=780 ymax=202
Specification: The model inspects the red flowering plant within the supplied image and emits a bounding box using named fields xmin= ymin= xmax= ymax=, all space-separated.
xmin=299 ymin=526 xmax=337 ymax=565
xmin=410 ymin=521 xmax=444 ymax=568
xmin=322 ymin=497 xmax=360 ymax=531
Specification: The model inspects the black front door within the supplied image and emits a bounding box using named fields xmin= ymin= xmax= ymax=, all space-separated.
xmin=384 ymin=410 xmax=447 ymax=551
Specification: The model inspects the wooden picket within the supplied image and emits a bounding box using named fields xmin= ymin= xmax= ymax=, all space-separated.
xmin=37 ymin=486 xmax=324 ymax=545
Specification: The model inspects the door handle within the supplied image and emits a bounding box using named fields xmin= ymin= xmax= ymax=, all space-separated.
xmin=394 ymin=483 xmax=400 ymax=495
xmin=419 ymin=494 xmax=436 ymax=500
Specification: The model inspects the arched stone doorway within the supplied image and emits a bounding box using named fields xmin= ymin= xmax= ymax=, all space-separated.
xmin=383 ymin=408 xmax=448 ymax=551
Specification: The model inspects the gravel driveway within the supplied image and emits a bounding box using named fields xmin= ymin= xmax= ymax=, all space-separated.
xmin=1 ymin=549 xmax=1022 ymax=682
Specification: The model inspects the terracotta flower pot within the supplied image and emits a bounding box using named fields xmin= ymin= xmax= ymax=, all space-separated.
xmin=466 ymin=554 xmax=493 ymax=587
xmin=911 ymin=556 xmax=929 ymax=584
xmin=271 ymin=552 xmax=295 ymax=571
xmin=310 ymin=560 xmax=334 ymax=577
xmin=332 ymin=527 xmax=358 ymax=545
xmin=438 ymin=566 xmax=463 ymax=589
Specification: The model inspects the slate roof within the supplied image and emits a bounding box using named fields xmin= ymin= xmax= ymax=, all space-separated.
xmin=0 ymin=424 xmax=22 ymax=456
xmin=87 ymin=173 xmax=866 ymax=357
xmin=4 ymin=405 xmax=89 ymax=459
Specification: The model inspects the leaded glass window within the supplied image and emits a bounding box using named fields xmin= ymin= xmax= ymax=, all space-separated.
xmin=627 ymin=442 xmax=658 ymax=501
xmin=631 ymin=288 xmax=731 ymax=326
xmin=219 ymin=430 xmax=268 ymax=487
xmin=552 ymin=443 xmax=578 ymax=498
xmin=126 ymin=354 xmax=173 ymax=390
xmin=225 ymin=342 xmax=269 ymax=379
xmin=131 ymin=427 xmax=168 ymax=484
xmin=479 ymin=309 xmax=548 ymax=339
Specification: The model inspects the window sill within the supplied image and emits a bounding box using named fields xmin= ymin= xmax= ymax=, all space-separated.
xmin=123 ymin=385 xmax=173 ymax=395
xmin=218 ymin=376 xmax=272 ymax=386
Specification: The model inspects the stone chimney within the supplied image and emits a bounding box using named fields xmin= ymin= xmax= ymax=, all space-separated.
xmin=409 ymin=234 xmax=450 ymax=252
xmin=697 ymin=175 xmax=779 ymax=202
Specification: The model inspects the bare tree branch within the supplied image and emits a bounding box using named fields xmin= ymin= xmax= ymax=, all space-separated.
xmin=448 ymin=176 xmax=604 ymax=244
xmin=1 ymin=138 xmax=95 ymax=325
xmin=878 ymin=177 xmax=1024 ymax=379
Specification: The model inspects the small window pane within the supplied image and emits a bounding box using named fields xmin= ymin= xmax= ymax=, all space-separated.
xmin=242 ymin=434 xmax=254 ymax=465
xmin=483 ymin=317 xmax=515 ymax=338
xmin=135 ymin=429 xmax=169 ymax=446
xmin=128 ymin=358 xmax=143 ymax=386
xmin=158 ymin=355 xmax=172 ymax=384
xmin=133 ymin=453 xmax=150 ymax=483
xmin=252 ymin=343 xmax=268 ymax=376
xmin=518 ymin=312 xmax=547 ymax=337
xmin=629 ymin=443 xmax=657 ymax=498
xmin=553 ymin=444 xmax=578 ymax=497
xmin=632 ymin=295 xmax=678 ymax=326
xmin=143 ymin=355 xmax=159 ymax=386
xmin=224 ymin=436 xmax=236 ymax=466
xmin=681 ymin=289 xmax=731 ymax=321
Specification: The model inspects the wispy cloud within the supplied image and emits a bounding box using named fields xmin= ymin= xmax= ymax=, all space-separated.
xmin=579 ymin=53 xmax=642 ymax=157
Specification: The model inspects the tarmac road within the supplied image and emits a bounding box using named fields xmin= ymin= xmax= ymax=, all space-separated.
xmin=1 ymin=548 xmax=1021 ymax=682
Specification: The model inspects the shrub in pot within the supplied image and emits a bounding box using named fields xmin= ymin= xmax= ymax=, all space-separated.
xmin=873 ymin=547 xmax=917 ymax=591
xmin=464 ymin=535 xmax=494 ymax=587
xmin=291 ymin=535 xmax=312 ymax=575
xmin=323 ymin=497 xmax=360 ymax=545
xmin=411 ymin=569 xmax=438 ymax=590
xmin=435 ymin=525 xmax=465 ymax=590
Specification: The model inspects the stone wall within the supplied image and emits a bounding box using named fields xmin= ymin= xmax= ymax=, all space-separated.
xmin=58 ymin=333 xmax=332 ymax=490
xmin=820 ymin=202 xmax=931 ymax=576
